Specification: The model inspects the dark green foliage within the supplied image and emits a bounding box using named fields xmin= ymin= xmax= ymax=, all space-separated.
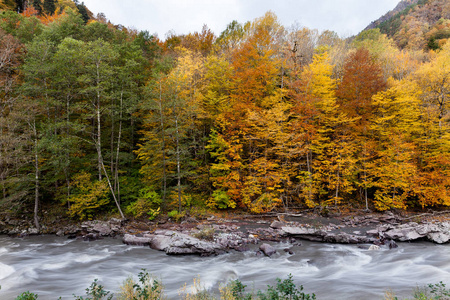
xmin=15 ymin=291 xmax=38 ymax=300
xmin=76 ymin=2 xmax=89 ymax=24
xmin=132 ymin=269 xmax=164 ymax=300
xmin=428 ymin=281 xmax=450 ymax=299
xmin=73 ymin=279 xmax=113 ymax=300
xmin=14 ymin=0 xmax=25 ymax=13
xmin=257 ymin=274 xmax=316 ymax=300
xmin=229 ymin=280 xmax=252 ymax=300
xmin=43 ymin=0 xmax=55 ymax=15
xmin=134 ymin=30 xmax=161 ymax=61
xmin=32 ymin=0 xmax=43 ymax=14
xmin=428 ymin=37 xmax=439 ymax=50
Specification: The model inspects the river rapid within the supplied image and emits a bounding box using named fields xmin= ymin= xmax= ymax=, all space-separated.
xmin=0 ymin=235 xmax=449 ymax=299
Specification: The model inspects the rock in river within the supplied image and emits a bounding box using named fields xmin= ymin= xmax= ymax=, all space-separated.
xmin=259 ymin=243 xmax=277 ymax=257
xmin=123 ymin=230 xmax=225 ymax=256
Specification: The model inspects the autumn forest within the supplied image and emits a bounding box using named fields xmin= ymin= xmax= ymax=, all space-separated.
xmin=1 ymin=0 xmax=450 ymax=228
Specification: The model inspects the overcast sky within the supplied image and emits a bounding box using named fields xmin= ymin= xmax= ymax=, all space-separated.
xmin=81 ymin=0 xmax=401 ymax=39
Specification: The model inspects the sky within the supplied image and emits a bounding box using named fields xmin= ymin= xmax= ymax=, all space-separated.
xmin=81 ymin=0 xmax=401 ymax=39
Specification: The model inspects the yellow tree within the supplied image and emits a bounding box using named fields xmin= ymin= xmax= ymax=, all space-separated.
xmin=369 ymin=79 xmax=422 ymax=210
xmin=300 ymin=51 xmax=355 ymax=207
xmin=336 ymin=48 xmax=387 ymax=209
xmin=208 ymin=12 xmax=285 ymax=212
xmin=137 ymin=48 xmax=205 ymax=211
xmin=413 ymin=43 xmax=450 ymax=207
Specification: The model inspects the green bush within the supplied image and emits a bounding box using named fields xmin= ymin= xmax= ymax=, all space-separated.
xmin=126 ymin=188 xmax=162 ymax=220
xmin=73 ymin=279 xmax=113 ymax=300
xmin=118 ymin=269 xmax=166 ymax=300
xmin=207 ymin=190 xmax=236 ymax=210
xmin=167 ymin=210 xmax=186 ymax=222
xmin=15 ymin=291 xmax=38 ymax=300
xmin=257 ymin=274 xmax=316 ymax=300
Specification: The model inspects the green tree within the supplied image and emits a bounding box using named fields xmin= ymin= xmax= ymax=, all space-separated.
xmin=43 ymin=0 xmax=56 ymax=15
xmin=32 ymin=0 xmax=43 ymax=14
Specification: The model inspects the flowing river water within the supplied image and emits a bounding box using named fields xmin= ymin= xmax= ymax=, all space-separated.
xmin=0 ymin=235 xmax=449 ymax=299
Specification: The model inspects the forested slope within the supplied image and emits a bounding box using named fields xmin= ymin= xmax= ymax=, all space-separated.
xmin=366 ymin=0 xmax=450 ymax=50
xmin=0 ymin=1 xmax=449 ymax=228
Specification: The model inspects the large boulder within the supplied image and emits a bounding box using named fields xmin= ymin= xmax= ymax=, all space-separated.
xmin=374 ymin=222 xmax=450 ymax=244
xmin=123 ymin=234 xmax=153 ymax=246
xmin=270 ymin=220 xmax=286 ymax=229
xmin=259 ymin=243 xmax=277 ymax=257
xmin=124 ymin=230 xmax=225 ymax=256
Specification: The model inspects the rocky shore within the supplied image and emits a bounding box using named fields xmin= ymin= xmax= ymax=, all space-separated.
xmin=1 ymin=210 xmax=450 ymax=256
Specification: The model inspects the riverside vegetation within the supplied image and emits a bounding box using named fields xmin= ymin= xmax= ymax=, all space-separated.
xmin=10 ymin=270 xmax=450 ymax=300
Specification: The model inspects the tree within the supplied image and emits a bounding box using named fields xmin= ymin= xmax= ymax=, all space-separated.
xmin=412 ymin=43 xmax=450 ymax=207
xmin=295 ymin=51 xmax=355 ymax=207
xmin=43 ymin=0 xmax=55 ymax=15
xmin=336 ymin=47 xmax=387 ymax=209
xmin=76 ymin=2 xmax=89 ymax=24
xmin=137 ymin=48 xmax=203 ymax=212
xmin=32 ymin=0 xmax=42 ymax=14
xmin=369 ymin=79 xmax=422 ymax=210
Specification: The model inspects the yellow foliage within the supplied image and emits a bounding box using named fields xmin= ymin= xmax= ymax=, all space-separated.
xmin=68 ymin=172 xmax=110 ymax=220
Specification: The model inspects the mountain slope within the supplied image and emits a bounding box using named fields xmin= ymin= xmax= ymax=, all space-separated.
xmin=364 ymin=0 xmax=450 ymax=49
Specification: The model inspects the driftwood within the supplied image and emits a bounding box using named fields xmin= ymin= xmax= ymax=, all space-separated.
xmin=401 ymin=210 xmax=450 ymax=221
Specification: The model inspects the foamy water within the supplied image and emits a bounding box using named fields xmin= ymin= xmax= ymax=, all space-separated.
xmin=0 ymin=235 xmax=448 ymax=299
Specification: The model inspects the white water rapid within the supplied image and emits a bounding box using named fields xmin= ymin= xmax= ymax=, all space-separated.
xmin=0 ymin=235 xmax=448 ymax=299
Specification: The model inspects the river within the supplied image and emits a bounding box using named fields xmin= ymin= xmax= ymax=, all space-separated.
xmin=0 ymin=235 xmax=449 ymax=299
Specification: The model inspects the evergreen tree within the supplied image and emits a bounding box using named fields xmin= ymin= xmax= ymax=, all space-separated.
xmin=43 ymin=0 xmax=55 ymax=15
xmin=32 ymin=0 xmax=42 ymax=14
xmin=76 ymin=2 xmax=89 ymax=24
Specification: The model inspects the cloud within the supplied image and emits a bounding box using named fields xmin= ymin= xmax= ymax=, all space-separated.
xmin=82 ymin=0 xmax=400 ymax=38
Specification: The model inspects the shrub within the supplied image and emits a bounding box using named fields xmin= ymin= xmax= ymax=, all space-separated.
xmin=68 ymin=172 xmax=110 ymax=220
xmin=117 ymin=269 xmax=166 ymax=300
xmin=257 ymin=274 xmax=316 ymax=300
xmin=15 ymin=291 xmax=38 ymax=300
xmin=167 ymin=210 xmax=186 ymax=222
xmin=207 ymin=190 xmax=236 ymax=210
xmin=192 ymin=227 xmax=215 ymax=241
xmin=73 ymin=279 xmax=113 ymax=300
xmin=126 ymin=188 xmax=162 ymax=220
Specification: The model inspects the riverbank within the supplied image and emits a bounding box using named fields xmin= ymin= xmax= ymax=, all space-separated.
xmin=1 ymin=209 xmax=450 ymax=256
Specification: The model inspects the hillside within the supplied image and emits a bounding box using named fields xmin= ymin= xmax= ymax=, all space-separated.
xmin=365 ymin=0 xmax=422 ymax=31
xmin=364 ymin=0 xmax=450 ymax=49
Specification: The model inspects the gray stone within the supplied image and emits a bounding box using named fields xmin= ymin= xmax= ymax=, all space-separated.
xmin=123 ymin=234 xmax=153 ymax=246
xmin=270 ymin=220 xmax=286 ymax=229
xmin=28 ymin=227 xmax=39 ymax=235
xmin=281 ymin=226 xmax=325 ymax=236
xmin=259 ymin=243 xmax=277 ymax=257
xmin=92 ymin=222 xmax=112 ymax=236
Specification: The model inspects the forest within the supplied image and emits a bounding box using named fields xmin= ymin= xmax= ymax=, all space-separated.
xmin=0 ymin=0 xmax=449 ymax=229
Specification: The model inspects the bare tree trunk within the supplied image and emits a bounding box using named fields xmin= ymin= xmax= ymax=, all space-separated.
xmin=32 ymin=118 xmax=40 ymax=231
xmin=65 ymin=95 xmax=71 ymax=208
xmin=101 ymin=160 xmax=124 ymax=219
xmin=96 ymin=63 xmax=102 ymax=181
xmin=175 ymin=115 xmax=182 ymax=213
xmin=363 ymin=142 xmax=368 ymax=211
xmin=158 ymin=82 xmax=167 ymax=207
xmin=114 ymin=89 xmax=124 ymax=203
xmin=97 ymin=104 xmax=102 ymax=181
xmin=306 ymin=148 xmax=313 ymax=204
xmin=335 ymin=152 xmax=341 ymax=206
